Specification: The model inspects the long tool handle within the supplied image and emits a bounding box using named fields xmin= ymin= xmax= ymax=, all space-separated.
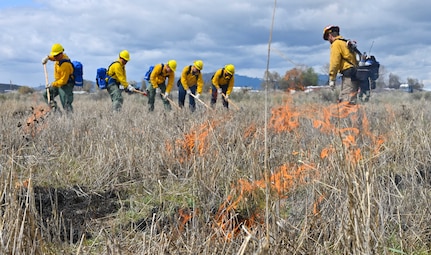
xmin=161 ymin=93 xmax=181 ymax=110
xmin=134 ymin=90 xmax=148 ymax=96
xmin=222 ymin=93 xmax=240 ymax=110
xmin=190 ymin=93 xmax=211 ymax=110
xmin=43 ymin=64 xmax=51 ymax=103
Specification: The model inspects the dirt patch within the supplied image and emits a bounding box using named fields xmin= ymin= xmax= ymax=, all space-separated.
xmin=28 ymin=186 xmax=126 ymax=243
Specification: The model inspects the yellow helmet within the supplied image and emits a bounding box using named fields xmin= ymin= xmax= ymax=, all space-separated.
xmin=193 ymin=60 xmax=204 ymax=70
xmin=119 ymin=50 xmax=130 ymax=61
xmin=167 ymin=60 xmax=177 ymax=72
xmin=224 ymin=64 xmax=235 ymax=75
xmin=50 ymin=43 xmax=64 ymax=56
xmin=323 ymin=25 xmax=339 ymax=40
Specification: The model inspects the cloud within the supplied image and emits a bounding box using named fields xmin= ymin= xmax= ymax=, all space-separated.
xmin=0 ymin=0 xmax=430 ymax=91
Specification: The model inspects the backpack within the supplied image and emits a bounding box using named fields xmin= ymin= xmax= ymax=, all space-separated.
xmin=355 ymin=55 xmax=380 ymax=85
xmin=96 ymin=67 xmax=108 ymax=89
xmin=177 ymin=65 xmax=199 ymax=87
xmin=95 ymin=61 xmax=120 ymax=89
xmin=211 ymin=68 xmax=225 ymax=81
xmin=336 ymin=38 xmax=380 ymax=84
xmin=72 ymin=61 xmax=83 ymax=86
xmin=144 ymin=64 xmax=164 ymax=81
xmin=59 ymin=59 xmax=84 ymax=86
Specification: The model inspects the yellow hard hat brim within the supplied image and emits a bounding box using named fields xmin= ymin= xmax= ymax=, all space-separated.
xmin=50 ymin=51 xmax=62 ymax=56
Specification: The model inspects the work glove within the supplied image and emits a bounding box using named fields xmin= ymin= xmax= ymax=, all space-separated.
xmin=119 ymin=85 xmax=125 ymax=90
xmin=224 ymin=94 xmax=229 ymax=100
xmin=186 ymin=89 xmax=191 ymax=95
xmin=217 ymin=88 xmax=222 ymax=94
xmin=163 ymin=92 xmax=169 ymax=99
xmin=45 ymin=82 xmax=51 ymax=88
xmin=156 ymin=87 xmax=161 ymax=94
xmin=195 ymin=93 xmax=200 ymax=100
xmin=329 ymin=80 xmax=335 ymax=90
xmin=127 ymin=86 xmax=135 ymax=92
xmin=42 ymin=56 xmax=49 ymax=65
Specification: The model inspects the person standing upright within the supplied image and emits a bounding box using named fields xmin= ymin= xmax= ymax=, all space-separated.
xmin=42 ymin=43 xmax=75 ymax=113
xmin=177 ymin=60 xmax=204 ymax=112
xmin=210 ymin=64 xmax=235 ymax=109
xmin=105 ymin=50 xmax=135 ymax=112
xmin=323 ymin=25 xmax=359 ymax=104
xmin=147 ymin=60 xmax=176 ymax=112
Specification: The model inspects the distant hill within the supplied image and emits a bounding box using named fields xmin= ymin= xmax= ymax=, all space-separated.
xmin=0 ymin=83 xmax=21 ymax=92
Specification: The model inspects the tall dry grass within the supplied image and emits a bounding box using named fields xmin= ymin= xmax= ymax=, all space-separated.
xmin=1 ymin=89 xmax=431 ymax=254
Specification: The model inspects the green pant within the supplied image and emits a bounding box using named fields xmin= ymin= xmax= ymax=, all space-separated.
xmin=107 ymin=82 xmax=124 ymax=112
xmin=147 ymin=82 xmax=171 ymax=111
xmin=43 ymin=82 xmax=74 ymax=113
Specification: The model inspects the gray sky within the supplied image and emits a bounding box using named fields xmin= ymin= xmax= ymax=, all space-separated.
xmin=1 ymin=0 xmax=431 ymax=90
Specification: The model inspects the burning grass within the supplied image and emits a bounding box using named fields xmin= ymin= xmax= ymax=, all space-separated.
xmin=1 ymin=91 xmax=431 ymax=254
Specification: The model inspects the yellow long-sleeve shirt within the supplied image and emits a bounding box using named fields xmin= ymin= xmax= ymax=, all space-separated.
xmin=211 ymin=68 xmax=235 ymax=95
xmin=149 ymin=63 xmax=175 ymax=92
xmin=180 ymin=65 xmax=204 ymax=94
xmin=51 ymin=53 xmax=74 ymax=88
xmin=107 ymin=58 xmax=130 ymax=88
xmin=328 ymin=36 xmax=358 ymax=81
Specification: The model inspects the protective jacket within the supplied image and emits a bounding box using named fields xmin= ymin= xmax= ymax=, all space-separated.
xmin=107 ymin=58 xmax=131 ymax=88
xmin=51 ymin=53 xmax=74 ymax=88
xmin=329 ymin=36 xmax=358 ymax=81
xmin=212 ymin=68 xmax=235 ymax=95
xmin=150 ymin=63 xmax=175 ymax=92
xmin=180 ymin=65 xmax=204 ymax=94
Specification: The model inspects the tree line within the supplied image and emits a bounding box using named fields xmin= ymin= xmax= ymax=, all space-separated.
xmin=263 ymin=63 xmax=425 ymax=91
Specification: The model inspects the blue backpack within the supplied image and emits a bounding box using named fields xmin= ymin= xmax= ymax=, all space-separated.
xmin=144 ymin=64 xmax=164 ymax=81
xmin=96 ymin=61 xmax=119 ymax=89
xmin=59 ymin=59 xmax=83 ymax=86
xmin=96 ymin=67 xmax=108 ymax=89
xmin=72 ymin=61 xmax=83 ymax=86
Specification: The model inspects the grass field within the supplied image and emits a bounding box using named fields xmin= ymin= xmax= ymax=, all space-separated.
xmin=1 ymin=89 xmax=431 ymax=254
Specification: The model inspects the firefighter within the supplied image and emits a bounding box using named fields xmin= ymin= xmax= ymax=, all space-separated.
xmin=147 ymin=60 xmax=177 ymax=112
xmin=210 ymin=64 xmax=235 ymax=109
xmin=177 ymin=60 xmax=204 ymax=112
xmin=105 ymin=50 xmax=135 ymax=112
xmin=41 ymin=43 xmax=75 ymax=113
xmin=323 ymin=25 xmax=359 ymax=104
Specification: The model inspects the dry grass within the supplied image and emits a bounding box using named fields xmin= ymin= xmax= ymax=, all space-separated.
xmin=1 ymin=89 xmax=431 ymax=254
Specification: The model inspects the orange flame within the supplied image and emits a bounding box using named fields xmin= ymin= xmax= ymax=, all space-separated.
xmin=214 ymin=101 xmax=387 ymax=239
xmin=167 ymin=117 xmax=230 ymax=163
xmin=215 ymin=163 xmax=318 ymax=238
xmin=177 ymin=208 xmax=195 ymax=233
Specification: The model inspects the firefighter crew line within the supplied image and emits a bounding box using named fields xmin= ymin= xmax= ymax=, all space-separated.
xmin=42 ymin=43 xmax=237 ymax=112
